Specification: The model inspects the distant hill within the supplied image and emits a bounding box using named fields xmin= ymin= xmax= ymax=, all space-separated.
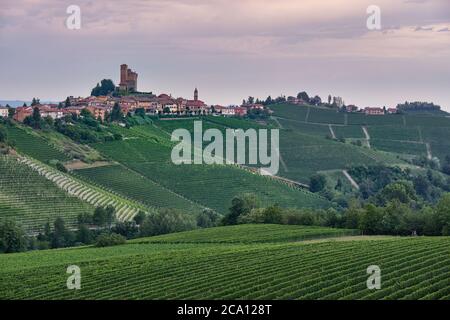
xmin=0 ymin=100 xmax=57 ymax=107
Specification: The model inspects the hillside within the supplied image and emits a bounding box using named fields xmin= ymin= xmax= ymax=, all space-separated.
xmin=269 ymin=103 xmax=450 ymax=182
xmin=0 ymin=155 xmax=94 ymax=233
xmin=0 ymin=224 xmax=448 ymax=300
xmin=87 ymin=122 xmax=330 ymax=213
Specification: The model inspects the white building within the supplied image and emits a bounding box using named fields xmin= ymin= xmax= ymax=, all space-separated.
xmin=0 ymin=106 xmax=8 ymax=118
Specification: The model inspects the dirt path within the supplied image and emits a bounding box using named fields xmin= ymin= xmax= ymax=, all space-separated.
xmin=65 ymin=160 xmax=115 ymax=170
xmin=342 ymin=170 xmax=360 ymax=190
xmin=328 ymin=125 xmax=336 ymax=139
xmin=362 ymin=126 xmax=371 ymax=149
xmin=272 ymin=116 xmax=284 ymax=129
xmin=305 ymin=106 xmax=311 ymax=123
xmin=426 ymin=143 xmax=433 ymax=160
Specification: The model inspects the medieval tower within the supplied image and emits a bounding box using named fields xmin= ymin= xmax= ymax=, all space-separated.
xmin=194 ymin=87 xmax=198 ymax=101
xmin=119 ymin=64 xmax=138 ymax=92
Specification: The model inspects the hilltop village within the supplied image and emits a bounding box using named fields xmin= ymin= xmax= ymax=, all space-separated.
xmin=0 ymin=64 xmax=444 ymax=123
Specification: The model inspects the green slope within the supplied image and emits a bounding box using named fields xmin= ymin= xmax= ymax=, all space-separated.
xmin=131 ymin=224 xmax=358 ymax=243
xmin=0 ymin=156 xmax=93 ymax=233
xmin=0 ymin=225 xmax=448 ymax=300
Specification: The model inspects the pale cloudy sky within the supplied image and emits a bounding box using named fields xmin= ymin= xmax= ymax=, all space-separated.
xmin=0 ymin=0 xmax=449 ymax=109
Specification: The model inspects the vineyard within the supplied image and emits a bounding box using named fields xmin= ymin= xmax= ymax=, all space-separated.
xmin=0 ymin=156 xmax=93 ymax=233
xmin=131 ymin=224 xmax=359 ymax=244
xmin=92 ymin=133 xmax=330 ymax=213
xmin=74 ymin=164 xmax=205 ymax=214
xmin=0 ymin=225 xmax=448 ymax=300
xmin=6 ymin=126 xmax=70 ymax=163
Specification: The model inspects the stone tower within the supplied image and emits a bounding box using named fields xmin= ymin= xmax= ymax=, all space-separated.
xmin=194 ymin=88 xmax=198 ymax=101
xmin=119 ymin=64 xmax=138 ymax=92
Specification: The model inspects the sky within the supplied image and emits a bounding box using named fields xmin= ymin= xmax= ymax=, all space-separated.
xmin=0 ymin=0 xmax=449 ymax=110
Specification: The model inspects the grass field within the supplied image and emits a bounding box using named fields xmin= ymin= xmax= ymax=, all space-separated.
xmin=0 ymin=224 xmax=448 ymax=300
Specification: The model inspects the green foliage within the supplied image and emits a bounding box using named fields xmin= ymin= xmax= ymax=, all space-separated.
xmin=310 ymin=174 xmax=326 ymax=193
xmin=223 ymin=194 xmax=259 ymax=225
xmin=133 ymin=211 xmax=146 ymax=225
xmin=0 ymin=220 xmax=28 ymax=253
xmin=110 ymin=103 xmax=124 ymax=122
xmin=140 ymin=209 xmax=197 ymax=237
xmin=196 ymin=209 xmax=221 ymax=228
xmin=0 ymin=125 xmax=7 ymax=143
xmin=91 ymin=79 xmax=115 ymax=97
xmin=95 ymin=233 xmax=126 ymax=247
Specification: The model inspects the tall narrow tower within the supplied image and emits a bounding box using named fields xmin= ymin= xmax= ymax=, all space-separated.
xmin=194 ymin=88 xmax=198 ymax=101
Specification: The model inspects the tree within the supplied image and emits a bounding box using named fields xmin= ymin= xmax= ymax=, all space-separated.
xmin=110 ymin=103 xmax=123 ymax=122
xmin=76 ymin=225 xmax=93 ymax=244
xmin=140 ymin=209 xmax=197 ymax=237
xmin=8 ymin=107 xmax=15 ymax=119
xmin=31 ymin=98 xmax=40 ymax=106
xmin=328 ymin=95 xmax=332 ymax=105
xmin=297 ymin=91 xmax=310 ymax=102
xmin=358 ymin=204 xmax=383 ymax=235
xmin=50 ymin=217 xmax=73 ymax=248
xmin=435 ymin=193 xmax=450 ymax=235
xmin=310 ymin=174 xmax=327 ymax=193
xmin=91 ymin=79 xmax=115 ymax=96
xmin=93 ymin=207 xmax=107 ymax=227
xmin=0 ymin=125 xmax=7 ymax=143
xmin=223 ymin=194 xmax=259 ymax=225
xmin=378 ymin=181 xmax=417 ymax=206
xmin=0 ymin=220 xmax=28 ymax=253
xmin=65 ymin=97 xmax=71 ymax=107
xmin=133 ymin=211 xmax=146 ymax=225
xmin=197 ymin=209 xmax=221 ymax=228
xmin=105 ymin=205 xmax=116 ymax=229
xmin=95 ymin=233 xmax=126 ymax=247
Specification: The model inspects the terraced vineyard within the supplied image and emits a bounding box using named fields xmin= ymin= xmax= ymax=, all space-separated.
xmin=74 ymin=164 xmax=205 ymax=213
xmin=0 ymin=225 xmax=448 ymax=300
xmin=131 ymin=224 xmax=359 ymax=244
xmin=0 ymin=156 xmax=93 ymax=233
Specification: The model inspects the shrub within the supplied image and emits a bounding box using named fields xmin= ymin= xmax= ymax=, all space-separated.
xmin=140 ymin=209 xmax=197 ymax=237
xmin=95 ymin=233 xmax=126 ymax=247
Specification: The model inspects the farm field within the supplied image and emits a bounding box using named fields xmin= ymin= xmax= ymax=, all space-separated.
xmin=0 ymin=156 xmax=93 ymax=233
xmin=5 ymin=126 xmax=70 ymax=163
xmin=0 ymin=225 xmax=448 ymax=300
xmin=92 ymin=131 xmax=330 ymax=213
xmin=131 ymin=224 xmax=359 ymax=243
xmin=74 ymin=164 xmax=204 ymax=213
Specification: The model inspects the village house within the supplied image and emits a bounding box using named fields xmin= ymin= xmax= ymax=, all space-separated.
xmin=287 ymin=97 xmax=307 ymax=105
xmin=344 ymin=105 xmax=359 ymax=113
xmin=387 ymin=108 xmax=398 ymax=114
xmin=13 ymin=106 xmax=33 ymax=122
xmin=365 ymin=107 xmax=385 ymax=115
xmin=64 ymin=106 xmax=85 ymax=116
xmin=0 ymin=106 xmax=9 ymax=118
xmin=234 ymin=106 xmax=248 ymax=117
xmin=86 ymin=105 xmax=110 ymax=121
xmin=38 ymin=105 xmax=64 ymax=120
xmin=221 ymin=107 xmax=236 ymax=116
